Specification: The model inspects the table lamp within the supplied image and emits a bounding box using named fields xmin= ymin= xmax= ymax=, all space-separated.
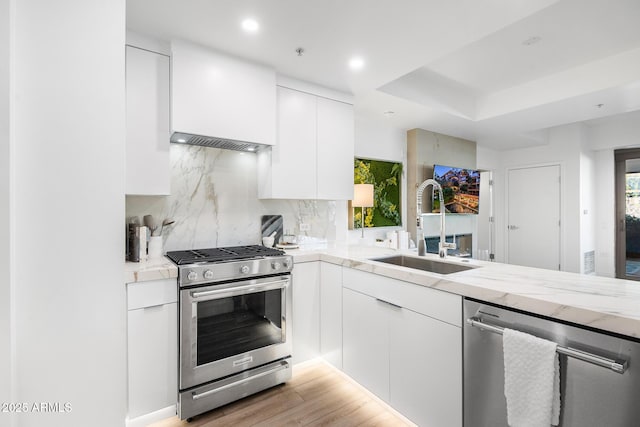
xmin=354 ymin=184 xmax=374 ymax=238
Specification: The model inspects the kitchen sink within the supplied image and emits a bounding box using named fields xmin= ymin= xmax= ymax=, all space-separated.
xmin=370 ymin=255 xmax=477 ymax=274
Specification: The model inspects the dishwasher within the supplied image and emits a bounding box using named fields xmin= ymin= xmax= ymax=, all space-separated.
xmin=463 ymin=298 xmax=640 ymax=427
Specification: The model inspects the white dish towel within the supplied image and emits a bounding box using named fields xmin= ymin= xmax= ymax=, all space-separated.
xmin=503 ymin=328 xmax=561 ymax=427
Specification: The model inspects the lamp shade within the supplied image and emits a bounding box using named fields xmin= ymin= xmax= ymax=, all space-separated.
xmin=353 ymin=184 xmax=374 ymax=207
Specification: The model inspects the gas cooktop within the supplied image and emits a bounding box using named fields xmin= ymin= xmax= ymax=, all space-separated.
xmin=166 ymin=245 xmax=286 ymax=265
xmin=167 ymin=245 xmax=292 ymax=287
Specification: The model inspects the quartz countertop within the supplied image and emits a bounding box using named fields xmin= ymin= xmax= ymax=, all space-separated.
xmin=125 ymin=256 xmax=178 ymax=283
xmin=287 ymin=245 xmax=640 ymax=339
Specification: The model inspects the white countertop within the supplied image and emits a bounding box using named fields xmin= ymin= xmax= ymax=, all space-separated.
xmin=287 ymin=245 xmax=640 ymax=340
xmin=125 ymin=256 xmax=178 ymax=283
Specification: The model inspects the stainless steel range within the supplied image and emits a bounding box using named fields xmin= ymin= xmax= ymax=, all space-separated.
xmin=166 ymin=245 xmax=293 ymax=420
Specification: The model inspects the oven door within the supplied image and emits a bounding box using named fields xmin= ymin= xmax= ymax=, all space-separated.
xmin=180 ymin=275 xmax=292 ymax=390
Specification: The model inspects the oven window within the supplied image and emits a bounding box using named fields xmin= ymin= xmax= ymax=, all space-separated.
xmin=196 ymin=288 xmax=283 ymax=366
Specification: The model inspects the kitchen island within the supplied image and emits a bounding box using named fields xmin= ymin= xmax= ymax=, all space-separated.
xmin=289 ymin=245 xmax=640 ymax=426
xmin=289 ymin=245 xmax=640 ymax=340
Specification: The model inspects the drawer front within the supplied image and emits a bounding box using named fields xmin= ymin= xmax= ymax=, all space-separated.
xmin=127 ymin=278 xmax=178 ymax=310
xmin=342 ymin=268 xmax=461 ymax=327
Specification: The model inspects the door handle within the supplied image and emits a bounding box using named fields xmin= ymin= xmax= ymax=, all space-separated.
xmin=190 ymin=279 xmax=289 ymax=301
xmin=508 ymin=225 xmax=519 ymax=230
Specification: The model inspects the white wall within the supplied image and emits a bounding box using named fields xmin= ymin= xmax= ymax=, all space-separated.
xmin=354 ymin=115 xmax=406 ymax=163
xmin=477 ymin=146 xmax=504 ymax=261
xmin=0 ymin=0 xmax=12 ymax=416
xmin=586 ymin=114 xmax=640 ymax=277
xmin=479 ymin=124 xmax=585 ymax=272
xmin=580 ymin=149 xmax=597 ymax=273
xmin=12 ymin=1 xmax=126 ymax=426
xmin=594 ymin=149 xmax=616 ymax=277
xmin=350 ymin=114 xmax=407 ymax=242
xmin=480 ymin=117 xmax=640 ymax=277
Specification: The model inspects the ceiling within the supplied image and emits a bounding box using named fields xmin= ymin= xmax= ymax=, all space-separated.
xmin=126 ymin=0 xmax=640 ymax=150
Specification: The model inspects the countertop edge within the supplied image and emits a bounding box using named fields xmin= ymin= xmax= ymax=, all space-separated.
xmin=289 ymin=247 xmax=640 ymax=340
xmin=125 ymin=257 xmax=178 ymax=284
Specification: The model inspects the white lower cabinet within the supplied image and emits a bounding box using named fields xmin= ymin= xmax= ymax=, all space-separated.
xmin=126 ymin=278 xmax=177 ymax=425
xmin=341 ymin=267 xmax=462 ymax=427
xmin=342 ymin=287 xmax=390 ymax=401
xmin=292 ymin=261 xmax=320 ymax=364
xmin=389 ymin=303 xmax=462 ymax=427
xmin=319 ymin=262 xmax=343 ymax=369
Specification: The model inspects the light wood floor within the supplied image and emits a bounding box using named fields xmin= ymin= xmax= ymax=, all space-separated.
xmin=150 ymin=359 xmax=414 ymax=427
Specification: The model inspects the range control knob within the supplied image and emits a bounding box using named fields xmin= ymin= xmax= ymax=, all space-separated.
xmin=203 ymin=270 xmax=214 ymax=280
xmin=187 ymin=271 xmax=198 ymax=282
xmin=271 ymin=261 xmax=282 ymax=270
xmin=240 ymin=265 xmax=250 ymax=274
xmin=283 ymin=259 xmax=292 ymax=269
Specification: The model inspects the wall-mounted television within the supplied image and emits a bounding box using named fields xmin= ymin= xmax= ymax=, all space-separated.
xmin=432 ymin=164 xmax=480 ymax=214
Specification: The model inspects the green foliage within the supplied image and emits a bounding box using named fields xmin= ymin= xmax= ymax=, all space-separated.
xmin=353 ymin=158 xmax=402 ymax=228
xmin=627 ymin=173 xmax=640 ymax=193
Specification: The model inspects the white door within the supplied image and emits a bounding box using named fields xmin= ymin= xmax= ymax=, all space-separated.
xmin=507 ymin=165 xmax=561 ymax=270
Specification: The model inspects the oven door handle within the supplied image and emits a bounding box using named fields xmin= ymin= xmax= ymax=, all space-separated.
xmin=190 ymin=278 xmax=289 ymax=301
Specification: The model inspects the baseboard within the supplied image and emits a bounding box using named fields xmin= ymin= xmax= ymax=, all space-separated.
xmin=317 ymin=358 xmax=418 ymax=427
xmin=125 ymin=404 xmax=176 ymax=427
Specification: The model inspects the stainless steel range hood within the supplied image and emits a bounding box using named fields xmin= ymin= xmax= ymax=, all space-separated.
xmin=170 ymin=132 xmax=268 ymax=153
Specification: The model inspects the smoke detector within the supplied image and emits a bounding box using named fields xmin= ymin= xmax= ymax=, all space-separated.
xmin=522 ymin=36 xmax=542 ymax=46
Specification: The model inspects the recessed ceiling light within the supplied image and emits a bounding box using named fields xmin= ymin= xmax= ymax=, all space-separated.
xmin=241 ymin=18 xmax=259 ymax=33
xmin=349 ymin=57 xmax=365 ymax=71
xmin=522 ymin=36 xmax=542 ymax=46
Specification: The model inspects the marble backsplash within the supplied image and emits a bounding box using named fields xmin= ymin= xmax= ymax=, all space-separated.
xmin=126 ymin=144 xmax=346 ymax=251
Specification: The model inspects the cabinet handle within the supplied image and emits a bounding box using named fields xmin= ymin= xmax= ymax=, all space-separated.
xmin=376 ymin=298 xmax=402 ymax=310
xmin=141 ymin=303 xmax=167 ymax=310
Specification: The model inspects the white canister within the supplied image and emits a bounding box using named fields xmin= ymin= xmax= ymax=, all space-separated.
xmin=148 ymin=235 xmax=163 ymax=259
xmin=398 ymin=231 xmax=409 ymax=250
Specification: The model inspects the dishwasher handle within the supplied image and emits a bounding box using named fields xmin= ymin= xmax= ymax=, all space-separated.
xmin=467 ymin=317 xmax=628 ymax=374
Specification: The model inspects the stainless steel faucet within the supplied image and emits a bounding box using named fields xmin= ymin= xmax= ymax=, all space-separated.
xmin=416 ymin=179 xmax=456 ymax=258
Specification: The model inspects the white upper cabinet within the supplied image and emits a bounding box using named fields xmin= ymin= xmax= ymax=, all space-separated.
xmin=261 ymin=87 xmax=317 ymax=199
xmin=258 ymin=84 xmax=354 ymax=200
xmin=125 ymin=45 xmax=171 ymax=195
xmin=316 ymin=96 xmax=354 ymax=200
xmin=171 ymin=40 xmax=276 ymax=146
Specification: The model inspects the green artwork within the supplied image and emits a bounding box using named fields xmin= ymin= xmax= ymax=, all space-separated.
xmin=354 ymin=158 xmax=402 ymax=228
